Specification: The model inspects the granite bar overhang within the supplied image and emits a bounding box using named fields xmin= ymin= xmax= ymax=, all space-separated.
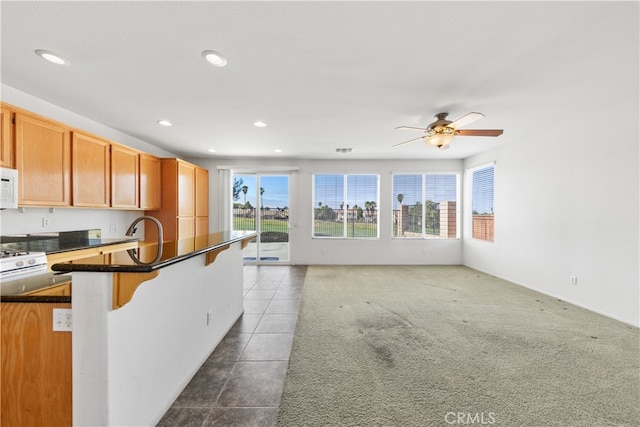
xmin=51 ymin=230 xmax=257 ymax=273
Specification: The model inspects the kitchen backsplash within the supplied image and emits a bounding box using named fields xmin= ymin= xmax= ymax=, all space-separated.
xmin=0 ymin=207 xmax=142 ymax=238
xmin=0 ymin=229 xmax=103 ymax=253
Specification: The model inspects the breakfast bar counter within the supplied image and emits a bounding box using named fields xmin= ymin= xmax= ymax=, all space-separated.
xmin=51 ymin=230 xmax=256 ymax=273
xmin=52 ymin=230 xmax=256 ymax=427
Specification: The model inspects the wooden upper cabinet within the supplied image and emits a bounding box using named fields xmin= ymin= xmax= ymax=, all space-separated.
xmin=4 ymin=104 xmax=166 ymax=211
xmin=111 ymin=144 xmax=139 ymax=209
xmin=177 ymin=161 xmax=195 ymax=217
xmin=15 ymin=113 xmax=71 ymax=206
xmin=72 ymin=132 xmax=110 ymax=207
xmin=139 ymin=153 xmax=161 ymax=210
xmin=195 ymin=166 xmax=209 ymax=218
xmin=0 ymin=105 xmax=13 ymax=168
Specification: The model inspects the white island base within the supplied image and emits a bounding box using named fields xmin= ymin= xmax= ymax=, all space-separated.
xmin=71 ymin=243 xmax=244 ymax=426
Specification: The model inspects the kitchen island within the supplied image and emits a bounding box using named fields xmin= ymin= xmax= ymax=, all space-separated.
xmin=51 ymin=230 xmax=256 ymax=427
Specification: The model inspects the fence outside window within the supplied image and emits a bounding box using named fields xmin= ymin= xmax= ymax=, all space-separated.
xmin=233 ymin=208 xmax=289 ymax=242
xmin=313 ymin=207 xmax=378 ymax=238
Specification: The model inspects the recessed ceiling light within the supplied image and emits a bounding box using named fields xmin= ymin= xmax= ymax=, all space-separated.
xmin=157 ymin=120 xmax=172 ymax=127
xmin=34 ymin=49 xmax=69 ymax=65
xmin=201 ymin=50 xmax=227 ymax=67
xmin=253 ymin=121 xmax=267 ymax=128
xmin=207 ymin=148 xmax=216 ymax=153
xmin=274 ymin=149 xmax=282 ymax=153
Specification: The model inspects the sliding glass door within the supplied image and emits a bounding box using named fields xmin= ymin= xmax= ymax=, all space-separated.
xmin=232 ymin=173 xmax=290 ymax=264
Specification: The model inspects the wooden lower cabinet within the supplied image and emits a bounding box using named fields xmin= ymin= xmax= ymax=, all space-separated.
xmin=24 ymin=282 xmax=72 ymax=297
xmin=1 ymin=302 xmax=72 ymax=427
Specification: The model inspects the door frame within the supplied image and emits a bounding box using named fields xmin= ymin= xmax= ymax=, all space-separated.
xmin=232 ymin=170 xmax=294 ymax=265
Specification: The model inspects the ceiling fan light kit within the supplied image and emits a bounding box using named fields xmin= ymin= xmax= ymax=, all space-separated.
xmin=393 ymin=112 xmax=503 ymax=150
xmin=426 ymin=126 xmax=457 ymax=148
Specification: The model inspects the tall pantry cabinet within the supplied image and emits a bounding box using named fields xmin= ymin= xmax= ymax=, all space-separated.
xmin=145 ymin=158 xmax=209 ymax=242
xmin=195 ymin=166 xmax=209 ymax=236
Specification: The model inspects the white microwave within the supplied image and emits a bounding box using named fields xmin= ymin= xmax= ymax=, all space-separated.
xmin=0 ymin=168 xmax=18 ymax=209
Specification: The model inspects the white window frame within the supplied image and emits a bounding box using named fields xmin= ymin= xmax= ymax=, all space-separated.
xmin=391 ymin=172 xmax=461 ymax=239
xmin=312 ymin=173 xmax=380 ymax=239
xmin=465 ymin=161 xmax=496 ymax=242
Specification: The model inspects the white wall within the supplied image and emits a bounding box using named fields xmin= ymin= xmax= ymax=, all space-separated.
xmin=72 ymin=243 xmax=244 ymax=426
xmin=196 ymin=157 xmax=465 ymax=266
xmin=0 ymin=84 xmax=179 ymax=238
xmin=462 ymin=115 xmax=639 ymax=326
xmin=198 ymin=138 xmax=640 ymax=327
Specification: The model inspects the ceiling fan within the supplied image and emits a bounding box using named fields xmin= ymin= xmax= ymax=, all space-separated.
xmin=393 ymin=112 xmax=503 ymax=150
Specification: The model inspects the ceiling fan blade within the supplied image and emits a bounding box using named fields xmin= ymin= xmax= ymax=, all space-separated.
xmin=449 ymin=112 xmax=484 ymax=129
xmin=392 ymin=136 xmax=424 ymax=147
xmin=457 ymin=129 xmax=504 ymax=137
xmin=395 ymin=126 xmax=427 ymax=131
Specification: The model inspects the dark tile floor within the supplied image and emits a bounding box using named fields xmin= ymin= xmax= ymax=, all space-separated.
xmin=157 ymin=265 xmax=306 ymax=427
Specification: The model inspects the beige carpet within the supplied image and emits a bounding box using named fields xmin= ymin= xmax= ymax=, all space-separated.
xmin=277 ymin=265 xmax=639 ymax=427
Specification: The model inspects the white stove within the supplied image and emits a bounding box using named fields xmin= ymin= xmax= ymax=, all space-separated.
xmin=0 ymin=249 xmax=49 ymax=281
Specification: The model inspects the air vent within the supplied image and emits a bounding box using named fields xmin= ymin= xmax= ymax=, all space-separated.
xmin=335 ymin=148 xmax=353 ymax=153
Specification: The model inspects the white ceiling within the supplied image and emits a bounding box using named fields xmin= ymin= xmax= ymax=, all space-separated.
xmin=1 ymin=1 xmax=637 ymax=160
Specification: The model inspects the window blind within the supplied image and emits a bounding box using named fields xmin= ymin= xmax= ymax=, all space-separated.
xmin=471 ymin=164 xmax=495 ymax=242
xmin=392 ymin=173 xmax=458 ymax=238
xmin=472 ymin=165 xmax=494 ymax=215
xmin=313 ymin=174 xmax=378 ymax=238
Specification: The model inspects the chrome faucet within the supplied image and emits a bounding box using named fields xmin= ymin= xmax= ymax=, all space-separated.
xmin=125 ymin=215 xmax=163 ymax=264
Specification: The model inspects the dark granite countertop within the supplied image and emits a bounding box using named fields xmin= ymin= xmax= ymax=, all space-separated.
xmin=51 ymin=230 xmax=257 ymax=273
xmin=1 ymin=295 xmax=72 ymax=303
xmin=0 ymin=229 xmax=139 ymax=254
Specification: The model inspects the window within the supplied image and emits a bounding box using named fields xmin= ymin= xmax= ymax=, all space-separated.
xmin=471 ymin=164 xmax=494 ymax=242
xmin=393 ymin=173 xmax=459 ymax=238
xmin=313 ymin=174 xmax=379 ymax=238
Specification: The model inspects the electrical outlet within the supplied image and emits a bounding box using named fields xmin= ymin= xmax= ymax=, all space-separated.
xmin=53 ymin=308 xmax=72 ymax=331
xmin=42 ymin=217 xmax=50 ymax=227
xmin=570 ymin=275 xmax=578 ymax=286
xmin=110 ymin=225 xmax=117 ymax=233
xmin=206 ymin=310 xmax=212 ymax=326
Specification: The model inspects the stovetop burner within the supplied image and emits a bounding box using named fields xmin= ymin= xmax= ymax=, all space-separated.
xmin=1 ymin=249 xmax=31 ymax=258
